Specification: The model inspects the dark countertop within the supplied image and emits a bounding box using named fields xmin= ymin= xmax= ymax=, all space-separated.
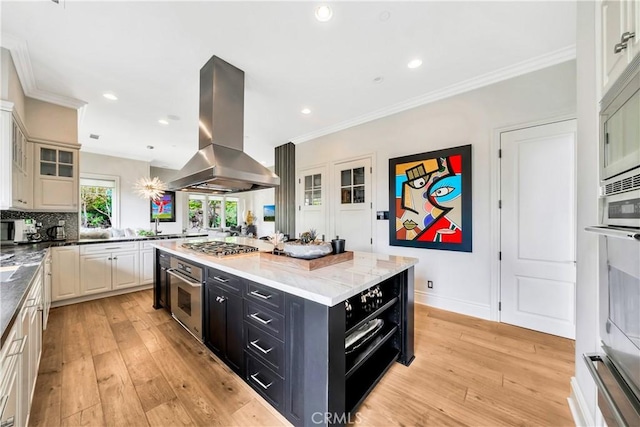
xmin=0 ymin=232 xmax=207 ymax=346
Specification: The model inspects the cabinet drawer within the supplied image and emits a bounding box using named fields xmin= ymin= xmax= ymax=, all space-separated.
xmin=245 ymin=281 xmax=283 ymax=314
xmin=80 ymin=241 xmax=139 ymax=254
xmin=207 ymin=268 xmax=243 ymax=295
xmin=245 ymin=353 xmax=284 ymax=411
xmin=244 ymin=301 xmax=284 ymax=341
xmin=244 ymin=323 xmax=284 ymax=376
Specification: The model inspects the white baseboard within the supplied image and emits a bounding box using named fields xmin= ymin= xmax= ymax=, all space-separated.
xmin=51 ymin=283 xmax=153 ymax=308
xmin=414 ymin=290 xmax=491 ymax=320
xmin=568 ymin=376 xmax=595 ymax=427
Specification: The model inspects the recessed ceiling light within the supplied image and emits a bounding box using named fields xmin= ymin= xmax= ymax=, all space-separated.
xmin=315 ymin=5 xmax=333 ymax=22
xmin=146 ymin=145 xmax=154 ymax=150
xmin=89 ymin=134 xmax=100 ymax=140
xmin=167 ymin=114 xmax=181 ymax=121
xmin=379 ymin=11 xmax=391 ymax=21
xmin=158 ymin=119 xmax=169 ymax=125
xmin=301 ymin=108 xmax=311 ymax=115
xmin=407 ymin=59 xmax=423 ymax=69
xmin=103 ymin=93 xmax=118 ymax=101
xmin=373 ymin=76 xmax=384 ymax=84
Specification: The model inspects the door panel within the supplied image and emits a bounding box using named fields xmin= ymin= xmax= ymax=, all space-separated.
xmin=112 ymin=252 xmax=139 ymax=289
xmin=500 ymin=120 xmax=576 ymax=339
xmin=333 ymin=158 xmax=373 ymax=252
xmin=297 ymin=166 xmax=327 ymax=239
xmin=80 ymin=254 xmax=111 ymax=294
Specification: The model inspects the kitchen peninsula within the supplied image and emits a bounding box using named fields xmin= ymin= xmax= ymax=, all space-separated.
xmin=152 ymin=238 xmax=417 ymax=427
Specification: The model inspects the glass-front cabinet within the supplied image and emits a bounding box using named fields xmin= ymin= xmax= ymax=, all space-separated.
xmin=34 ymin=142 xmax=79 ymax=211
xmin=1 ymin=108 xmax=32 ymax=210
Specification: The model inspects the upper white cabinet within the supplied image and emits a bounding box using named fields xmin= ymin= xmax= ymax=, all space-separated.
xmin=33 ymin=142 xmax=79 ymax=212
xmin=601 ymin=0 xmax=639 ymax=93
xmin=1 ymin=105 xmax=32 ymax=210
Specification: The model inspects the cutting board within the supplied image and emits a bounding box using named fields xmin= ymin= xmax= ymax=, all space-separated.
xmin=259 ymin=251 xmax=354 ymax=271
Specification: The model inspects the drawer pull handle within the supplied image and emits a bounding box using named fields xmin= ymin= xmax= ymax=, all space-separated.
xmin=216 ymin=296 xmax=227 ymax=303
xmin=105 ymin=247 xmax=122 ymax=250
xmin=213 ymin=276 xmax=229 ymax=283
xmin=250 ymin=313 xmax=273 ymax=325
xmin=250 ymin=373 xmax=273 ymax=390
xmin=250 ymin=340 xmax=273 ymax=354
xmin=250 ymin=290 xmax=272 ymax=300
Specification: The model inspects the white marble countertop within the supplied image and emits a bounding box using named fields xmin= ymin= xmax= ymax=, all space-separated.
xmin=151 ymin=237 xmax=418 ymax=306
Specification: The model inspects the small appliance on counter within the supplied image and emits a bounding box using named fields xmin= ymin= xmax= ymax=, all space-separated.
xmin=46 ymin=225 xmax=66 ymax=241
xmin=1 ymin=218 xmax=36 ymax=244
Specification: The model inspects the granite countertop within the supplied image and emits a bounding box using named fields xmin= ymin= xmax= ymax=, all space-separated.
xmin=0 ymin=232 xmax=207 ymax=346
xmin=152 ymin=237 xmax=418 ymax=307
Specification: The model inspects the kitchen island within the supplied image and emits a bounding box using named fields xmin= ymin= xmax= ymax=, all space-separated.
xmin=152 ymin=238 xmax=417 ymax=427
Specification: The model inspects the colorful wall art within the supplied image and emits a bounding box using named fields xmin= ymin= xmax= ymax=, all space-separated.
xmin=263 ymin=205 xmax=275 ymax=222
xmin=389 ymin=144 xmax=472 ymax=252
xmin=150 ymin=191 xmax=176 ymax=222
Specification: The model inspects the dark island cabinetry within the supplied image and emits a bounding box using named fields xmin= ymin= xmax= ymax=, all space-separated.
xmin=153 ymin=250 xmax=171 ymax=310
xmin=154 ymin=248 xmax=414 ymax=427
xmin=204 ymin=267 xmax=244 ymax=374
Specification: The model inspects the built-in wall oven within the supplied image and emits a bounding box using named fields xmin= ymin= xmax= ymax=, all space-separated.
xmin=168 ymin=258 xmax=204 ymax=341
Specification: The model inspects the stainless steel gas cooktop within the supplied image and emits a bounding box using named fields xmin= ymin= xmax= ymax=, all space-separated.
xmin=181 ymin=241 xmax=258 ymax=257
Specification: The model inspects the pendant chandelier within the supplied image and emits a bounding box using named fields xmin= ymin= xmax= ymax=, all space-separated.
xmin=133 ymin=176 xmax=167 ymax=201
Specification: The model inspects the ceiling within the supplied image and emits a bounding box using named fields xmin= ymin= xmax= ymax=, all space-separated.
xmin=1 ymin=1 xmax=576 ymax=169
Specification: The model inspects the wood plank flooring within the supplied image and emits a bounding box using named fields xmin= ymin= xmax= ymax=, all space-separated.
xmin=29 ymin=290 xmax=575 ymax=426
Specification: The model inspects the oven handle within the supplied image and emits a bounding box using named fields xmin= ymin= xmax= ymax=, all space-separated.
xmin=167 ymin=268 xmax=202 ymax=287
xmin=585 ymin=226 xmax=640 ymax=240
xmin=583 ymin=354 xmax=629 ymax=427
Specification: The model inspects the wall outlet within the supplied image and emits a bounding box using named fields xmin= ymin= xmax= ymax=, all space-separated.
xmin=58 ymin=220 xmax=65 ymax=226
xmin=427 ymin=280 xmax=433 ymax=289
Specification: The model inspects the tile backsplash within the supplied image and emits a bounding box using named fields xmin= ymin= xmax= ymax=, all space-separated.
xmin=1 ymin=210 xmax=78 ymax=240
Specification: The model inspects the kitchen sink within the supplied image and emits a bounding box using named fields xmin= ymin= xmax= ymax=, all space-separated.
xmin=0 ymin=265 xmax=20 ymax=282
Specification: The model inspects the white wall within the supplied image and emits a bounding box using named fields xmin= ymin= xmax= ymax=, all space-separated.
xmin=296 ymin=61 xmax=577 ymax=319
xmin=236 ymin=187 xmax=276 ymax=237
xmin=80 ymin=152 xmax=153 ymax=231
xmin=572 ymin=1 xmax=600 ymax=424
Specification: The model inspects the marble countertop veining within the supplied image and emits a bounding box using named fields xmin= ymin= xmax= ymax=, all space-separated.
xmin=152 ymin=237 xmax=418 ymax=307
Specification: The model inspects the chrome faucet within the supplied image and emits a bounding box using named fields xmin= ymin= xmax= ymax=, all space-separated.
xmin=154 ymin=218 xmax=161 ymax=235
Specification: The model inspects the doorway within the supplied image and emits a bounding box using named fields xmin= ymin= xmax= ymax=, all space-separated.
xmin=499 ymin=119 xmax=577 ymax=339
xmin=332 ymin=157 xmax=373 ymax=252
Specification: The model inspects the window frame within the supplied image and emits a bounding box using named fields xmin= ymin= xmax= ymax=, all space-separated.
xmin=187 ymin=194 xmax=239 ymax=229
xmin=79 ymin=173 xmax=121 ymax=229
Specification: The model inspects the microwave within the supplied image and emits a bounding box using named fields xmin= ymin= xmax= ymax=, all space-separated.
xmin=600 ymin=60 xmax=640 ymax=182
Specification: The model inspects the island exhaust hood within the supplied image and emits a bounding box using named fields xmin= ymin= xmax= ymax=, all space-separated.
xmin=168 ymin=56 xmax=280 ymax=194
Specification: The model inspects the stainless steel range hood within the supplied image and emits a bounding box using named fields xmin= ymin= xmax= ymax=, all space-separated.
xmin=168 ymin=56 xmax=280 ymax=194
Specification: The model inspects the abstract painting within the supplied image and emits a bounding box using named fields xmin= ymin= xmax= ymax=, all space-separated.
xmin=389 ymin=144 xmax=472 ymax=252
xmin=150 ymin=191 xmax=176 ymax=222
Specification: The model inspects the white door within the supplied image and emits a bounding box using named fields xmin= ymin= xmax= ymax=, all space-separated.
xmin=500 ymin=120 xmax=577 ymax=339
xmin=333 ymin=158 xmax=373 ymax=252
xmin=112 ymin=251 xmax=139 ymax=290
xmin=51 ymin=246 xmax=80 ymax=301
xmin=297 ymin=166 xmax=328 ymax=240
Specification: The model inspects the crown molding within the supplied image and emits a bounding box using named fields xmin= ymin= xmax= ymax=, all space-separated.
xmin=1 ymin=33 xmax=87 ymax=110
xmin=290 ymin=45 xmax=577 ymax=144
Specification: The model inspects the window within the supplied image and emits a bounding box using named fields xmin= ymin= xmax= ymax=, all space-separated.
xmin=304 ymin=173 xmax=322 ymax=206
xmin=80 ymin=176 xmax=119 ymax=228
xmin=340 ymin=167 xmax=365 ymax=204
xmin=188 ymin=194 xmax=239 ymax=229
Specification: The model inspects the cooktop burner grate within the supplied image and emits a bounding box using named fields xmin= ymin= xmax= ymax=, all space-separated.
xmin=181 ymin=241 xmax=258 ymax=257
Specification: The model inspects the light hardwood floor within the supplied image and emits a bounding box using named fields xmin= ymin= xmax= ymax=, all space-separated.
xmin=29 ymin=290 xmax=575 ymax=426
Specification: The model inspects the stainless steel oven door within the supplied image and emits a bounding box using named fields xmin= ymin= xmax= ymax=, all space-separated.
xmin=168 ymin=268 xmax=203 ymax=341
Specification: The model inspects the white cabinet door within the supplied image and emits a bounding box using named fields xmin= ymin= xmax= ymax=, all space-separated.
xmin=51 ymin=246 xmax=80 ymax=301
xmin=43 ymin=252 xmax=52 ymax=329
xmin=26 ymin=279 xmax=42 ymax=408
xmin=601 ymin=0 xmax=639 ymax=93
xmin=18 ymin=305 xmax=30 ymax=426
xmin=0 ymin=323 xmax=20 ymax=427
xmin=139 ymin=249 xmax=154 ymax=285
xmin=33 ymin=143 xmax=78 ymax=212
xmin=80 ymin=254 xmax=112 ymax=294
xmin=112 ymin=251 xmax=139 ymax=290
